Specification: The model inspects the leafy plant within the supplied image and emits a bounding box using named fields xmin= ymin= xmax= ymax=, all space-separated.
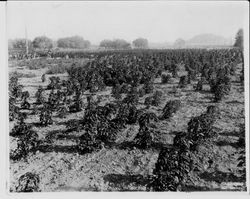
xmin=144 ymin=96 xmax=154 ymax=108
xmin=39 ymin=104 xmax=53 ymax=126
xmin=35 ymin=86 xmax=45 ymax=104
xmin=213 ymin=81 xmax=231 ymax=102
xmin=173 ymin=131 xmax=192 ymax=151
xmin=134 ymin=126 xmax=155 ymax=149
xmin=77 ymin=132 xmax=102 ymax=154
xmin=57 ymin=104 xmax=69 ymax=118
xmin=10 ymin=113 xmax=39 ymax=161
xmin=47 ymin=76 xmax=61 ymax=90
xmin=187 ymin=106 xmax=219 ymax=150
xmin=147 ymin=147 xmax=192 ymax=191
xmin=151 ymin=90 xmax=163 ymax=106
xmin=143 ymin=80 xmax=154 ymax=94
xmin=112 ymin=84 xmax=122 ymax=100
xmin=9 ymin=97 xmax=19 ymax=121
xmin=41 ymin=74 xmax=46 ymax=82
xmin=161 ymin=74 xmax=171 ymax=84
xmin=237 ymin=149 xmax=246 ymax=179
xmin=122 ymin=87 xmax=139 ymax=105
xmin=69 ymin=92 xmax=83 ymax=113
xmin=195 ymin=77 xmax=205 ymax=91
xmin=160 ymin=100 xmax=181 ymax=120
xmin=9 ymin=75 xmax=23 ymax=99
xmin=16 ymin=172 xmax=40 ymax=192
xmin=21 ymin=99 xmax=30 ymax=110
xmin=21 ymin=91 xmax=30 ymax=101
xmin=138 ymin=112 xmax=158 ymax=128
xmin=178 ymin=75 xmax=189 ymax=88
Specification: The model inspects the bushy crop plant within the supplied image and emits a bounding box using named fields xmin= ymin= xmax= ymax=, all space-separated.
xmin=160 ymin=100 xmax=181 ymax=120
xmin=120 ymin=83 xmax=130 ymax=94
xmin=129 ymin=68 xmax=142 ymax=87
xmin=143 ymin=79 xmax=154 ymax=94
xmin=47 ymin=90 xmax=59 ymax=109
xmin=187 ymin=105 xmax=219 ymax=151
xmin=207 ymin=66 xmax=232 ymax=102
xmin=213 ymin=76 xmax=231 ymax=102
xmin=20 ymin=91 xmax=30 ymax=110
xmin=144 ymin=96 xmax=154 ymax=108
xmin=115 ymin=102 xmax=139 ymax=125
xmin=151 ymin=90 xmax=163 ymax=106
xmin=41 ymin=74 xmax=46 ymax=82
xmin=134 ymin=126 xmax=155 ymax=149
xmin=69 ymin=90 xmax=84 ymax=113
xmin=10 ymin=112 xmax=29 ymax=137
xmin=138 ymin=112 xmax=158 ymax=128
xmin=56 ymin=103 xmax=69 ymax=118
xmin=35 ymin=86 xmax=45 ymax=104
xmin=39 ymin=103 xmax=53 ymax=126
xmin=16 ymin=172 xmax=40 ymax=192
xmin=21 ymin=91 xmax=30 ymax=101
xmin=78 ymin=102 xmax=120 ymax=154
xmin=47 ymin=76 xmax=61 ymax=90
xmin=134 ymin=112 xmax=158 ymax=149
xmin=138 ymin=87 xmax=146 ymax=97
xmin=147 ymin=147 xmax=192 ymax=191
xmin=172 ymin=131 xmax=192 ymax=151
xmin=111 ymin=83 xmax=122 ymax=100
xmin=195 ymin=77 xmax=205 ymax=91
xmin=236 ymin=124 xmax=246 ymax=179
xmin=77 ymin=132 xmax=102 ymax=154
xmin=144 ymin=90 xmax=163 ymax=108
xmin=10 ymin=131 xmax=39 ymax=161
xmin=170 ymin=62 xmax=178 ymax=78
xmin=9 ymin=96 xmax=19 ymax=121
xmin=10 ymin=113 xmax=39 ymax=161
xmin=178 ymin=75 xmax=189 ymax=88
xmin=87 ymin=70 xmax=106 ymax=93
xmin=9 ymin=75 xmax=23 ymax=100
xmin=237 ymin=149 xmax=246 ymax=180
xmin=122 ymin=86 xmax=139 ymax=105
xmin=161 ymin=74 xmax=171 ymax=84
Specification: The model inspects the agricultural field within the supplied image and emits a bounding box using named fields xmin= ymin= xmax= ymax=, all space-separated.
xmin=8 ymin=49 xmax=246 ymax=192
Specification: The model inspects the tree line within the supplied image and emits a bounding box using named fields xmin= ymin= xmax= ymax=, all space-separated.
xmin=8 ymin=28 xmax=243 ymax=51
xmin=9 ymin=36 xmax=149 ymax=51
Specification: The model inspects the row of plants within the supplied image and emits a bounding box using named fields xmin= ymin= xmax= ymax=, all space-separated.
xmin=9 ymin=48 xmax=244 ymax=192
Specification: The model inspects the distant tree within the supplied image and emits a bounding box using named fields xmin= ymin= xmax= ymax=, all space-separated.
xmin=174 ymin=38 xmax=185 ymax=48
xmin=32 ymin=36 xmax=53 ymax=49
xmin=8 ymin=39 xmax=33 ymax=50
xmin=234 ymin=29 xmax=243 ymax=50
xmin=100 ymin=40 xmax=113 ymax=49
xmin=99 ymin=39 xmax=131 ymax=49
xmin=57 ymin=36 xmax=91 ymax=49
xmin=132 ymin=38 xmax=148 ymax=49
xmin=113 ymin=39 xmax=131 ymax=49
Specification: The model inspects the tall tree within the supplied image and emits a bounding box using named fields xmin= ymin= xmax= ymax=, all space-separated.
xmin=8 ymin=39 xmax=32 ymax=50
xmin=99 ymin=39 xmax=131 ymax=49
xmin=57 ymin=36 xmax=91 ymax=49
xmin=234 ymin=29 xmax=243 ymax=50
xmin=32 ymin=36 xmax=53 ymax=49
xmin=132 ymin=38 xmax=148 ymax=49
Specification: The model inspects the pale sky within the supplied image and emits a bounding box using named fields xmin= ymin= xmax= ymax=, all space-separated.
xmin=7 ymin=1 xmax=248 ymax=45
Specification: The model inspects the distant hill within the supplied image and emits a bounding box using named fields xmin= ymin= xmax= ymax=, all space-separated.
xmin=148 ymin=34 xmax=233 ymax=49
xmin=186 ymin=34 xmax=232 ymax=47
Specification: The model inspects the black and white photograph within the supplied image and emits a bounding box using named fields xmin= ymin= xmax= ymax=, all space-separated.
xmin=1 ymin=0 xmax=249 ymax=195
